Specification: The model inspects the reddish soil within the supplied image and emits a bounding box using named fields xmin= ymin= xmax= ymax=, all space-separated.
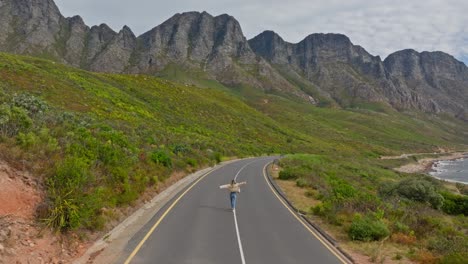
xmin=0 ymin=160 xmax=85 ymax=264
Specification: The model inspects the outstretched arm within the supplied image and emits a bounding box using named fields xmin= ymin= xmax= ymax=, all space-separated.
xmin=219 ymin=184 xmax=230 ymax=189
xmin=238 ymin=181 xmax=247 ymax=186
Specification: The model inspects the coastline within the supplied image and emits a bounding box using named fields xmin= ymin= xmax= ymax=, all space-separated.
xmin=394 ymin=152 xmax=468 ymax=175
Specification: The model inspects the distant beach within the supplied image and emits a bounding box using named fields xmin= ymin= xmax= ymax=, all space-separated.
xmin=392 ymin=152 xmax=468 ymax=178
xmin=429 ymin=156 xmax=468 ymax=184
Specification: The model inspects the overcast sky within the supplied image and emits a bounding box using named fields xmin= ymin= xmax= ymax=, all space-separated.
xmin=54 ymin=0 xmax=468 ymax=64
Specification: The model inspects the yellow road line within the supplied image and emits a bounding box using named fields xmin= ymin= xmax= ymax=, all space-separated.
xmin=262 ymin=164 xmax=349 ymax=264
xmin=124 ymin=167 xmax=221 ymax=264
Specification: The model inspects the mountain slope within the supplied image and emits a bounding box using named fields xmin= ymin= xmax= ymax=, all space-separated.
xmin=0 ymin=0 xmax=466 ymax=119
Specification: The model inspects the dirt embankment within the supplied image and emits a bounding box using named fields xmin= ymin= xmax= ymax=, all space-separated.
xmin=0 ymin=160 xmax=85 ymax=264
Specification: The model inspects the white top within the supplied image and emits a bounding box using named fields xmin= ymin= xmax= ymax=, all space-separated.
xmin=219 ymin=182 xmax=247 ymax=193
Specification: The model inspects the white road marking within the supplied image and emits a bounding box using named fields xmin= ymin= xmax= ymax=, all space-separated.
xmin=231 ymin=159 xmax=258 ymax=264
xmin=233 ymin=209 xmax=246 ymax=264
xmin=234 ymin=160 xmax=257 ymax=181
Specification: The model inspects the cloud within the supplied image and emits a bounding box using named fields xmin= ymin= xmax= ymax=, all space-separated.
xmin=54 ymin=0 xmax=468 ymax=63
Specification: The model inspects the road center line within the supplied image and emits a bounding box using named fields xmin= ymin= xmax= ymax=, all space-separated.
xmin=233 ymin=209 xmax=246 ymax=264
xmin=234 ymin=160 xmax=257 ymax=181
xmin=231 ymin=159 xmax=258 ymax=264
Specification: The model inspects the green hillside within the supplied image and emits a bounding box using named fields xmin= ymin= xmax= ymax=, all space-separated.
xmin=0 ymin=52 xmax=466 ymax=232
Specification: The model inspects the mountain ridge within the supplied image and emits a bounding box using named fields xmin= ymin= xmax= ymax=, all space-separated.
xmin=0 ymin=0 xmax=466 ymax=119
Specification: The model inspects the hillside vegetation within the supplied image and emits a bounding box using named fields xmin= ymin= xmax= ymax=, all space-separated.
xmin=0 ymin=52 xmax=466 ymax=242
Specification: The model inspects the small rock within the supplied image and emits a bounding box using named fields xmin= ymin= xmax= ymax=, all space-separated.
xmin=0 ymin=243 xmax=4 ymax=253
xmin=29 ymin=242 xmax=35 ymax=247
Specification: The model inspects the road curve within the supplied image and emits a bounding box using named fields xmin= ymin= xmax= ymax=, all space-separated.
xmin=121 ymin=157 xmax=348 ymax=264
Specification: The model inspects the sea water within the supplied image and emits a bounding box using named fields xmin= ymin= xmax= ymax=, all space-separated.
xmin=430 ymin=157 xmax=468 ymax=184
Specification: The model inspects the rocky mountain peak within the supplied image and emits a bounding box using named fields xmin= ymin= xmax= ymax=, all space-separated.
xmin=120 ymin=25 xmax=135 ymax=37
xmin=67 ymin=15 xmax=85 ymax=25
xmin=248 ymin=30 xmax=291 ymax=64
xmin=301 ymin=33 xmax=351 ymax=47
xmin=133 ymin=11 xmax=256 ymax=73
xmin=9 ymin=0 xmax=62 ymax=17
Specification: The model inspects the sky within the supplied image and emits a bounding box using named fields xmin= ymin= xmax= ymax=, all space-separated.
xmin=54 ymin=0 xmax=468 ymax=64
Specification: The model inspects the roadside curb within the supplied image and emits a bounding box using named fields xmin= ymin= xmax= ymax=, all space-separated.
xmin=265 ymin=161 xmax=355 ymax=264
xmin=73 ymin=159 xmax=239 ymax=264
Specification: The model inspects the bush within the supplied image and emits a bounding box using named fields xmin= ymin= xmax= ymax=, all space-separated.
xmin=12 ymin=93 xmax=48 ymax=116
xmin=279 ymin=168 xmax=297 ymax=180
xmin=427 ymin=234 xmax=466 ymax=255
xmin=45 ymin=156 xmax=92 ymax=230
xmin=0 ymin=104 xmax=32 ymax=137
xmin=150 ymin=150 xmax=172 ymax=167
xmin=44 ymin=194 xmax=80 ymax=231
xmin=210 ymin=151 xmax=222 ymax=164
xmin=186 ymin=158 xmax=198 ymax=167
xmin=329 ymin=179 xmax=356 ymax=200
xmin=16 ymin=131 xmax=39 ymax=149
xmin=440 ymin=191 xmax=468 ymax=215
xmin=348 ymin=214 xmax=390 ymax=241
xmin=172 ymin=144 xmax=189 ymax=155
xmin=312 ymin=202 xmax=332 ymax=216
xmin=296 ymin=177 xmax=309 ymax=188
xmin=393 ymin=221 xmax=410 ymax=234
xmin=440 ymin=252 xmax=468 ymax=264
xmin=381 ymin=177 xmax=444 ymax=209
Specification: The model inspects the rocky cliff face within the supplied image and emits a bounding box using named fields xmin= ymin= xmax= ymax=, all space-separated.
xmin=384 ymin=50 xmax=468 ymax=119
xmin=0 ymin=0 xmax=466 ymax=119
xmin=0 ymin=0 xmax=64 ymax=58
xmin=129 ymin=12 xmax=258 ymax=81
xmin=249 ymin=31 xmax=467 ymax=119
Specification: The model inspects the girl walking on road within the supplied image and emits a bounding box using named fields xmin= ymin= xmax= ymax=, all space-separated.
xmin=219 ymin=180 xmax=247 ymax=211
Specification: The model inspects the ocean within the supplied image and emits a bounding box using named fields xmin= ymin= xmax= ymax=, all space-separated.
xmin=430 ymin=157 xmax=468 ymax=184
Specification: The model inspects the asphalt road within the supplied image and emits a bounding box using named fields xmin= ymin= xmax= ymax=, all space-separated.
xmin=122 ymin=157 xmax=347 ymax=264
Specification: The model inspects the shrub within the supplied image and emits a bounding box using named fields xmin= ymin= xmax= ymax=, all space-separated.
xmin=427 ymin=234 xmax=466 ymax=255
xmin=150 ymin=150 xmax=172 ymax=168
xmin=0 ymin=105 xmax=32 ymax=137
xmin=210 ymin=151 xmax=222 ymax=164
xmin=348 ymin=214 xmax=390 ymax=241
xmin=44 ymin=193 xmax=80 ymax=231
xmin=381 ymin=177 xmax=444 ymax=209
xmin=172 ymin=144 xmax=189 ymax=155
xmin=16 ymin=131 xmax=39 ymax=149
xmin=329 ymin=179 xmax=356 ymax=200
xmin=186 ymin=158 xmax=198 ymax=167
xmin=312 ymin=202 xmax=332 ymax=216
xmin=279 ymin=168 xmax=297 ymax=180
xmin=45 ymin=156 xmax=92 ymax=230
xmin=296 ymin=177 xmax=309 ymax=188
xmin=393 ymin=221 xmax=410 ymax=234
xmin=12 ymin=93 xmax=48 ymax=116
xmin=440 ymin=191 xmax=468 ymax=215
xmin=440 ymin=252 xmax=468 ymax=264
